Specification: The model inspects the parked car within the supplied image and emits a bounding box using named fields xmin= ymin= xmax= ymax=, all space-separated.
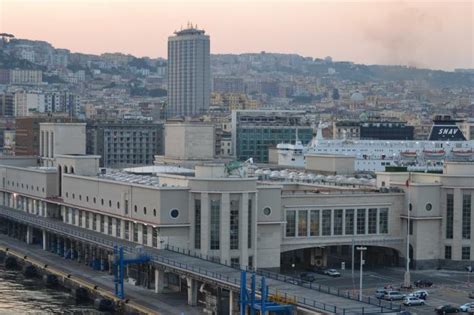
xmin=408 ymin=290 xmax=429 ymax=300
xmin=403 ymin=296 xmax=425 ymax=306
xmin=459 ymin=302 xmax=474 ymax=312
xmin=324 ymin=269 xmax=341 ymax=277
xmin=384 ymin=291 xmax=405 ymax=301
xmin=300 ymin=272 xmax=316 ymax=282
xmin=467 ymin=303 xmax=474 ymax=314
xmin=375 ymin=288 xmax=387 ymax=299
xmin=435 ymin=305 xmax=460 ymax=314
xmin=414 ymin=279 xmax=433 ymax=288
xmin=310 ymin=268 xmax=327 ymax=275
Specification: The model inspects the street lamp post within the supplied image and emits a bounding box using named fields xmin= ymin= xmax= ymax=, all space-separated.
xmin=404 ymin=174 xmax=411 ymax=288
xmin=357 ymin=246 xmax=367 ymax=301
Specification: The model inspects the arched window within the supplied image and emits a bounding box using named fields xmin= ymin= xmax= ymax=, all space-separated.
xmin=63 ymin=165 xmax=68 ymax=173
xmin=117 ymin=201 xmax=120 ymax=209
xmin=153 ymin=209 xmax=157 ymax=217
xmin=144 ymin=207 xmax=147 ymax=215
xmin=70 ymin=166 xmax=75 ymax=174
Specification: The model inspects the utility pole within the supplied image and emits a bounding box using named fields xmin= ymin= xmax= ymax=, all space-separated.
xmin=351 ymin=238 xmax=355 ymax=278
xmin=357 ymin=246 xmax=367 ymax=301
xmin=404 ymin=174 xmax=411 ymax=288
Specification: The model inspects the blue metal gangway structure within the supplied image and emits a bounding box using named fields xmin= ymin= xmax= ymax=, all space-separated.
xmin=240 ymin=270 xmax=294 ymax=315
xmin=113 ymin=245 xmax=150 ymax=299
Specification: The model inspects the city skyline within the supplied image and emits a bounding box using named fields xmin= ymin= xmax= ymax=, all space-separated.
xmin=1 ymin=0 xmax=473 ymax=71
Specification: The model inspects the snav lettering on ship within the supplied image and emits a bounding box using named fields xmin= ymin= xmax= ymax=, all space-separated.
xmin=438 ymin=128 xmax=458 ymax=135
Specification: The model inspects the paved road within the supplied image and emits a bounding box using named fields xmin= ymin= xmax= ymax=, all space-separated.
xmin=287 ymin=267 xmax=474 ymax=315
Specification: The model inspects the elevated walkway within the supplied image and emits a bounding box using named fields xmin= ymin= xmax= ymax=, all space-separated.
xmin=0 ymin=206 xmax=400 ymax=314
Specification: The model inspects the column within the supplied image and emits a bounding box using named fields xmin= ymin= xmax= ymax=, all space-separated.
xmin=68 ymin=208 xmax=73 ymax=224
xmin=26 ymin=226 xmax=33 ymax=244
xmin=229 ymin=290 xmax=234 ymax=315
xmin=82 ymin=211 xmax=87 ymax=228
xmin=239 ymin=193 xmax=249 ymax=268
xmin=138 ymin=224 xmax=143 ymax=244
xmin=147 ymin=225 xmax=153 ymax=246
xmin=42 ymin=230 xmax=48 ymax=250
xmin=89 ymin=213 xmax=93 ymax=231
xmin=111 ymin=218 xmax=117 ymax=237
xmin=75 ymin=210 xmax=80 ymax=227
xmin=120 ymin=220 xmax=126 ymax=239
xmin=104 ymin=216 xmax=109 ymax=235
xmin=186 ymin=277 xmax=198 ymax=306
xmin=200 ymin=192 xmax=210 ymax=256
xmin=129 ymin=222 xmax=134 ymax=242
xmin=154 ymin=268 xmax=165 ymax=293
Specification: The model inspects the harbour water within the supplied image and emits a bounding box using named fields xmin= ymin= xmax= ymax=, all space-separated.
xmin=0 ymin=265 xmax=101 ymax=314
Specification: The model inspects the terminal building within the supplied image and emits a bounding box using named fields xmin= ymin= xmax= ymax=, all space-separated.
xmin=0 ymin=122 xmax=473 ymax=272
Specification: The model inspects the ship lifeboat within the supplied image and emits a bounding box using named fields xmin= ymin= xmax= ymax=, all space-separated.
xmin=423 ymin=149 xmax=445 ymax=158
xmin=452 ymin=148 xmax=473 ymax=157
xmin=400 ymin=151 xmax=417 ymax=159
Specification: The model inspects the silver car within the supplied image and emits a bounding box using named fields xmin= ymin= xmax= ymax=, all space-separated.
xmin=384 ymin=291 xmax=405 ymax=301
xmin=403 ymin=296 xmax=425 ymax=306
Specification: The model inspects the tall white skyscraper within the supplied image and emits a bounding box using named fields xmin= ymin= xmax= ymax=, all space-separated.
xmin=167 ymin=24 xmax=210 ymax=117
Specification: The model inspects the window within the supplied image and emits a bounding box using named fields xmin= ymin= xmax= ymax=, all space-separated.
xmin=100 ymin=215 xmax=105 ymax=233
xmin=445 ymin=246 xmax=452 ymax=260
xmin=85 ymin=212 xmax=90 ymax=229
xmin=297 ymin=210 xmax=308 ymax=237
xmin=133 ymin=223 xmax=138 ymax=242
xmin=446 ymin=194 xmax=454 ymax=239
xmin=125 ymin=200 xmax=129 ymax=215
xmin=210 ymin=200 xmax=220 ymax=250
xmin=109 ymin=200 xmax=112 ymax=207
xmin=230 ymin=200 xmax=239 ymax=250
xmin=142 ymin=225 xmax=148 ymax=245
xmin=116 ymin=219 xmax=121 ymax=237
xmin=153 ymin=209 xmax=157 ymax=216
xmin=357 ymin=208 xmax=366 ymax=234
xmin=170 ymin=209 xmax=179 ymax=218
xmin=345 ymin=209 xmax=354 ymax=235
xmin=144 ymin=207 xmax=147 ymax=215
xmin=310 ymin=210 xmax=320 ymax=236
xmin=462 ymin=246 xmax=471 ymax=260
xmin=86 ymin=196 xmax=89 ymax=202
xmin=101 ymin=199 xmax=104 ymax=206
xmin=322 ymin=209 xmax=331 ymax=236
xmin=117 ymin=201 xmax=120 ymax=209
xmin=463 ymin=194 xmax=471 ymax=239
xmin=72 ymin=193 xmax=75 ymax=199
xmin=92 ymin=214 xmax=97 ymax=230
xmin=93 ymin=197 xmax=96 ymax=204
xmin=334 ymin=209 xmax=343 ymax=235
xmin=425 ymin=203 xmax=432 ymax=211
xmin=368 ymin=208 xmax=377 ymax=234
xmin=263 ymin=207 xmax=271 ymax=216
xmin=78 ymin=211 xmax=83 ymax=227
xmin=134 ymin=205 xmax=137 ymax=213
xmin=286 ymin=210 xmax=296 ymax=237
xmin=379 ymin=208 xmax=388 ymax=234
xmin=125 ymin=222 xmax=129 ymax=239
xmin=152 ymin=227 xmax=158 ymax=247
xmin=194 ymin=200 xmax=201 ymax=249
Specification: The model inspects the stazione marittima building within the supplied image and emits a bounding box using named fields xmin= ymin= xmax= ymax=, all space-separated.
xmin=0 ymin=122 xmax=473 ymax=271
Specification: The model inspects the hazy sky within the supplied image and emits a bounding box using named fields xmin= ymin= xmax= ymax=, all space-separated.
xmin=1 ymin=0 xmax=473 ymax=70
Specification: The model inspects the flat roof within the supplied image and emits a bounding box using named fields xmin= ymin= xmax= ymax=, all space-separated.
xmin=123 ymin=165 xmax=194 ymax=175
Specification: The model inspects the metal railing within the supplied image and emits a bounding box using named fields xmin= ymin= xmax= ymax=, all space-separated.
xmin=0 ymin=206 xmax=402 ymax=314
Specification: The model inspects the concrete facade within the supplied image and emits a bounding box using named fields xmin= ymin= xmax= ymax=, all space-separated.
xmin=163 ymin=123 xmax=215 ymax=160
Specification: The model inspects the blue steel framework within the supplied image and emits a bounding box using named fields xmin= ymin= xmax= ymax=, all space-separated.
xmin=240 ymin=270 xmax=293 ymax=315
xmin=113 ymin=245 xmax=150 ymax=299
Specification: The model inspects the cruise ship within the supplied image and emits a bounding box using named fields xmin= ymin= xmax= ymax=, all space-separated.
xmin=276 ymin=116 xmax=474 ymax=172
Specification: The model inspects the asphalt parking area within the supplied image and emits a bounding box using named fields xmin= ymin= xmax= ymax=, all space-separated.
xmin=286 ymin=267 xmax=474 ymax=314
